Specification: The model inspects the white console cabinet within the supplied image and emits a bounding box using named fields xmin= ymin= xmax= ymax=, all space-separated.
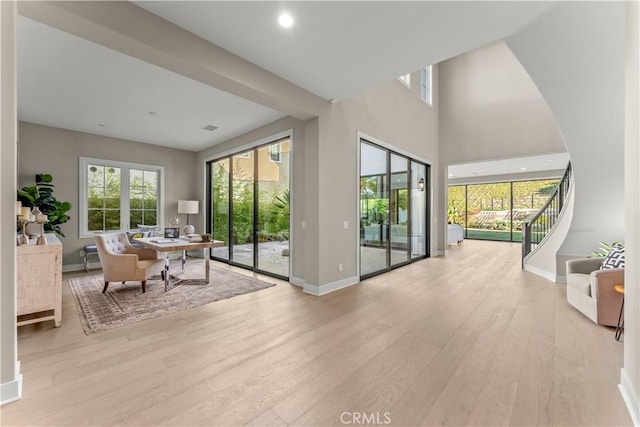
xmin=16 ymin=234 xmax=62 ymax=327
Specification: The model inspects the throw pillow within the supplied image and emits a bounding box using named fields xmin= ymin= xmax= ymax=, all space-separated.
xmin=137 ymin=224 xmax=160 ymax=237
xmin=125 ymin=230 xmax=150 ymax=243
xmin=601 ymin=244 xmax=625 ymax=269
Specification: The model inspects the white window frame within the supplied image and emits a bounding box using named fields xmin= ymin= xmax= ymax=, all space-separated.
xmin=421 ymin=65 xmax=433 ymax=106
xmin=79 ymin=157 xmax=164 ymax=238
xmin=398 ymin=73 xmax=411 ymax=89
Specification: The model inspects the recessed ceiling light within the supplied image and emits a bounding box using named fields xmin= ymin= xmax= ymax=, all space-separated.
xmin=521 ymin=167 xmax=527 ymax=171
xmin=98 ymin=124 xmax=106 ymax=127
xmin=148 ymin=111 xmax=158 ymax=116
xmin=201 ymin=125 xmax=218 ymax=132
xmin=278 ymin=12 xmax=294 ymax=28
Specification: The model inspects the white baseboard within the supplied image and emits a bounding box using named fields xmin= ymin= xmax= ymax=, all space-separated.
xmin=620 ymin=368 xmax=640 ymax=426
xmin=1 ymin=361 xmax=22 ymax=406
xmin=556 ymin=274 xmax=567 ymax=284
xmin=289 ymin=276 xmax=304 ymax=287
xmin=433 ymin=250 xmax=445 ymax=256
xmin=523 ymin=264 xmax=557 ymax=283
xmin=303 ymin=276 xmax=359 ymax=296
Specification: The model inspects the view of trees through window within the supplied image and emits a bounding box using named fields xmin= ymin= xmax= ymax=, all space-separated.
xmin=87 ymin=164 xmax=158 ymax=232
xmin=448 ymin=179 xmax=559 ymax=241
xmin=209 ymin=138 xmax=290 ymax=278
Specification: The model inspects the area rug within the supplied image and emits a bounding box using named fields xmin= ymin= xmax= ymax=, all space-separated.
xmin=69 ymin=260 xmax=275 ymax=334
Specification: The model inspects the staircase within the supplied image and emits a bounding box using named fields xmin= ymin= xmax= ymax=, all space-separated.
xmin=522 ymin=162 xmax=572 ymax=264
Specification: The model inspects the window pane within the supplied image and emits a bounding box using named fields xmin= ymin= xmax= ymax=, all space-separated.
xmin=130 ymin=210 xmax=143 ymax=229
xmin=466 ymin=183 xmax=511 ymax=241
xmin=130 ymin=190 xmax=143 ymax=209
xmin=104 ymin=210 xmax=120 ymax=230
xmin=87 ymin=210 xmax=104 ymax=231
xmin=211 ymin=159 xmax=230 ymax=261
xmin=144 ymin=210 xmax=157 ymax=226
xmin=257 ymin=140 xmax=290 ymax=276
xmin=447 ymin=186 xmax=466 ymax=228
xmin=232 ymin=153 xmax=254 ymax=267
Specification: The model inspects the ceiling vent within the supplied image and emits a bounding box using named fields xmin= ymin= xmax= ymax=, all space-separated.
xmin=201 ymin=125 xmax=218 ymax=132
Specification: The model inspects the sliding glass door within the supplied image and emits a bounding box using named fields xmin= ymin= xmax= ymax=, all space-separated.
xmin=360 ymin=139 xmax=429 ymax=279
xmin=208 ymin=138 xmax=290 ymax=279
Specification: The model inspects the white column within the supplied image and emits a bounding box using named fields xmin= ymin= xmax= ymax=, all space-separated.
xmin=0 ymin=0 xmax=21 ymax=405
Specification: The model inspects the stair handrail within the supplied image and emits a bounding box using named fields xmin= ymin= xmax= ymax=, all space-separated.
xmin=522 ymin=162 xmax=572 ymax=262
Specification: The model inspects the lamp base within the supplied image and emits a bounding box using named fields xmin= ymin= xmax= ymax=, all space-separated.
xmin=183 ymin=224 xmax=195 ymax=235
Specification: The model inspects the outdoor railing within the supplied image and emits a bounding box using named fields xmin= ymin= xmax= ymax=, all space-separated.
xmin=522 ymin=162 xmax=572 ymax=262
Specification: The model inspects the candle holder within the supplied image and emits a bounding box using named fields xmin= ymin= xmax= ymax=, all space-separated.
xmin=36 ymin=213 xmax=48 ymax=245
xmin=20 ymin=220 xmax=29 ymax=245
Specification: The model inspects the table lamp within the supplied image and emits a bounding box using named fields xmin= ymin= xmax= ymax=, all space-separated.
xmin=178 ymin=200 xmax=199 ymax=235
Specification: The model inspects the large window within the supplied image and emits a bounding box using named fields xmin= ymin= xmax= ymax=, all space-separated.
xmin=360 ymin=139 xmax=429 ymax=279
xmin=421 ymin=65 xmax=432 ymax=106
xmin=398 ymin=73 xmax=411 ymax=88
xmin=208 ymin=137 xmax=291 ymax=279
xmin=79 ymin=157 xmax=163 ymax=238
xmin=448 ymin=179 xmax=559 ymax=242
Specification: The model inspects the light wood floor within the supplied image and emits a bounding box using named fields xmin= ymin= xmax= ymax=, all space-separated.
xmin=2 ymin=240 xmax=632 ymax=426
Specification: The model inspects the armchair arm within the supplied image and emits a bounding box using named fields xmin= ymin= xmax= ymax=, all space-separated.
xmin=567 ymin=257 xmax=604 ymax=275
xmin=125 ymin=247 xmax=158 ymax=260
xmin=592 ymin=268 xmax=624 ymax=298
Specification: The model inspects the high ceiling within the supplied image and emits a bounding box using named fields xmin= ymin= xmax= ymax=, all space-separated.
xmin=17 ymin=1 xmax=558 ymax=152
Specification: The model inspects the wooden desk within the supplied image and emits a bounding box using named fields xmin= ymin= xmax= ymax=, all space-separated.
xmin=133 ymin=237 xmax=224 ymax=292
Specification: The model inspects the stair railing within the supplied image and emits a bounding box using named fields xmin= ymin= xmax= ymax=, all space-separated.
xmin=522 ymin=162 xmax=572 ymax=262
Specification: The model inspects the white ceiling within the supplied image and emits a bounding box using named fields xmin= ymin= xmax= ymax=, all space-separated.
xmin=448 ymin=152 xmax=570 ymax=180
xmin=17 ymin=16 xmax=284 ymax=152
xmin=136 ymin=1 xmax=557 ymax=101
xmin=17 ymin=1 xmax=559 ymax=151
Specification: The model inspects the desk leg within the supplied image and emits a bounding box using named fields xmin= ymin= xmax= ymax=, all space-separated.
xmin=205 ymin=248 xmax=210 ymax=284
xmin=616 ymin=297 xmax=624 ymax=341
xmin=164 ymin=252 xmax=170 ymax=292
xmin=181 ymin=250 xmax=186 ymax=272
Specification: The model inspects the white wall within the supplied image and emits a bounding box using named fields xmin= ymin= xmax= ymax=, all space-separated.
xmin=316 ymin=68 xmax=440 ymax=290
xmin=18 ymin=122 xmax=199 ymax=269
xmin=197 ymin=70 xmax=440 ymax=293
xmin=506 ymin=2 xmax=625 ymax=257
xmin=439 ymin=40 xmax=566 ymax=166
xmin=623 ymin=1 xmax=640 ymax=424
xmin=1 ymin=0 xmax=21 ymax=405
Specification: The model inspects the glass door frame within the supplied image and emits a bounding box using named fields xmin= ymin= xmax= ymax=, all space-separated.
xmin=205 ymin=136 xmax=291 ymax=281
xmin=359 ymin=138 xmax=430 ymax=280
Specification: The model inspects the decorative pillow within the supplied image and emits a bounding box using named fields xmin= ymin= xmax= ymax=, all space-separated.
xmin=137 ymin=224 xmax=160 ymax=237
xmin=125 ymin=230 xmax=150 ymax=243
xmin=601 ymin=244 xmax=625 ymax=269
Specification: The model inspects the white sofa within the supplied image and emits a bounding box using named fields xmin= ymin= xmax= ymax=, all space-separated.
xmin=566 ymin=257 xmax=624 ymax=326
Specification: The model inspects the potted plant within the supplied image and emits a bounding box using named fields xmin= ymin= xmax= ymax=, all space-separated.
xmin=17 ymin=173 xmax=72 ymax=237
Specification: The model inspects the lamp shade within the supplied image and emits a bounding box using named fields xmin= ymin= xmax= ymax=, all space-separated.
xmin=178 ymin=200 xmax=199 ymax=214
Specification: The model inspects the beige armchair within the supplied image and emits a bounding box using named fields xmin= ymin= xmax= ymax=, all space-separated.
xmin=95 ymin=232 xmax=164 ymax=293
xmin=566 ymin=257 xmax=624 ymax=326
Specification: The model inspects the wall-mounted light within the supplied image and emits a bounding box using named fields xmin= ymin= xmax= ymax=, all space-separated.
xmin=418 ymin=177 xmax=425 ymax=191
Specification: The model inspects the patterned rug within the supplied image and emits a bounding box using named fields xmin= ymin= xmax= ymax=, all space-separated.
xmin=68 ymin=259 xmax=276 ymax=334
